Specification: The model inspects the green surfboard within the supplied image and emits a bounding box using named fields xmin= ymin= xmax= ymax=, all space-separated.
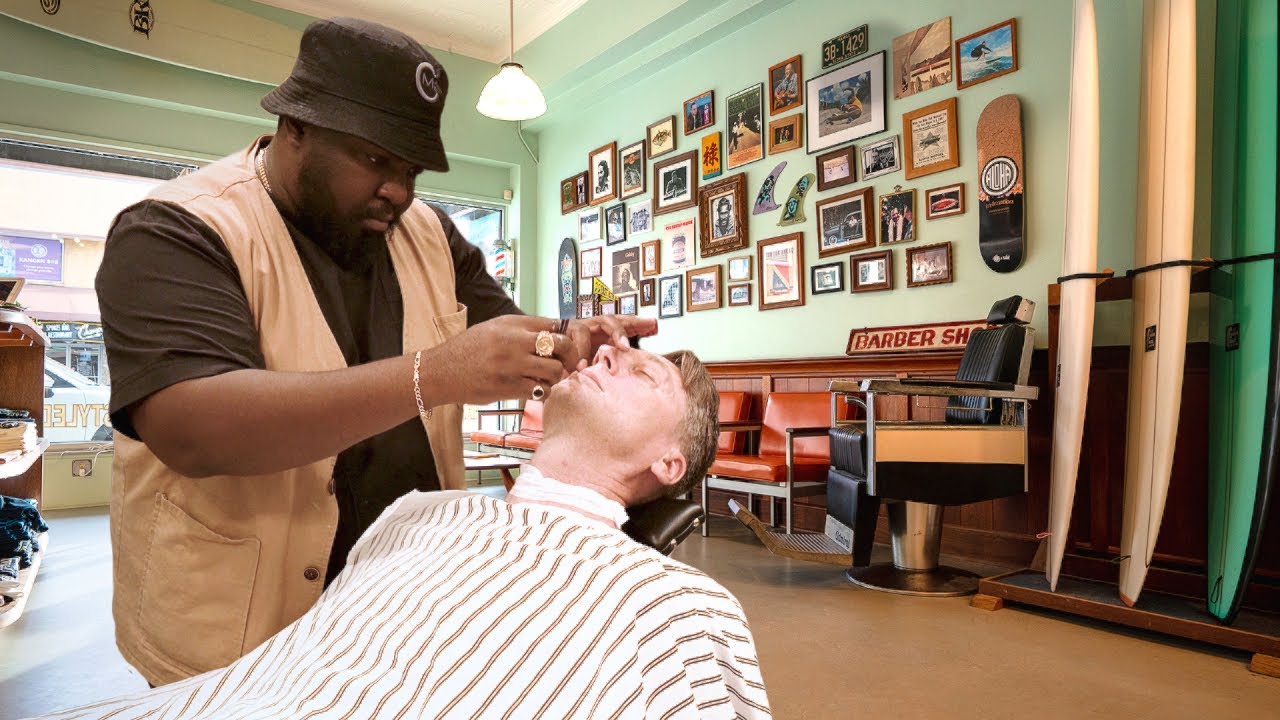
xmin=1207 ymin=0 xmax=1278 ymax=624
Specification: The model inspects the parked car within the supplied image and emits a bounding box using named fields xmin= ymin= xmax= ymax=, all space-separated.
xmin=43 ymin=358 xmax=112 ymax=443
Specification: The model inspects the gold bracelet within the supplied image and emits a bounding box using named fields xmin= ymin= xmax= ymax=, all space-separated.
xmin=413 ymin=350 xmax=433 ymax=421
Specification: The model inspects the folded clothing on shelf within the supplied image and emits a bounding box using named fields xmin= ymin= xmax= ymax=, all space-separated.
xmin=1 ymin=495 xmax=47 ymax=573
xmin=0 ymin=418 xmax=37 ymax=454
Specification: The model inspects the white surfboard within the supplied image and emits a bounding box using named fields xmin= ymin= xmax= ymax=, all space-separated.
xmin=1118 ymin=0 xmax=1197 ymax=607
xmin=1046 ymin=0 xmax=1100 ymax=592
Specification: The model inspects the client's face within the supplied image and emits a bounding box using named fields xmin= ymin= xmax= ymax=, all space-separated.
xmin=544 ymin=345 xmax=687 ymax=464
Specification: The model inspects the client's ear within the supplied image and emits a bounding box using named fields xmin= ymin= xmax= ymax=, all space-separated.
xmin=648 ymin=448 xmax=687 ymax=489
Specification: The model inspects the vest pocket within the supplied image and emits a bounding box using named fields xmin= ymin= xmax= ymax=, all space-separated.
xmin=432 ymin=303 xmax=468 ymax=343
xmin=137 ymin=493 xmax=261 ymax=674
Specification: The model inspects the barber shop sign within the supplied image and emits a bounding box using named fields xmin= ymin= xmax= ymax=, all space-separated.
xmin=846 ymin=319 xmax=989 ymax=355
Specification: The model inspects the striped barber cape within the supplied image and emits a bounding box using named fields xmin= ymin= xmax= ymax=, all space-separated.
xmin=32 ymin=491 xmax=771 ymax=719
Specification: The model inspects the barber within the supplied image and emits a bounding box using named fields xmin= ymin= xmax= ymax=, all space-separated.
xmin=96 ymin=16 xmax=653 ymax=687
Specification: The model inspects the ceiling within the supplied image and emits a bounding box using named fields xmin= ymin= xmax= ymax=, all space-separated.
xmin=247 ymin=0 xmax=590 ymax=63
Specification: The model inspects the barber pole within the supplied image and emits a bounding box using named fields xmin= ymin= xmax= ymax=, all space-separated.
xmin=846 ymin=319 xmax=990 ymax=355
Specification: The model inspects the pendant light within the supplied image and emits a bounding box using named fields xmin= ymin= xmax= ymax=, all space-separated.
xmin=476 ymin=0 xmax=547 ymax=121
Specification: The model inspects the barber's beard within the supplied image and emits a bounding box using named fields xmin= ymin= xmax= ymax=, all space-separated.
xmin=292 ymin=157 xmax=398 ymax=272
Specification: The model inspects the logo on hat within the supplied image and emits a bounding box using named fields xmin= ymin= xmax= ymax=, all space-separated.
xmin=416 ymin=62 xmax=441 ymax=103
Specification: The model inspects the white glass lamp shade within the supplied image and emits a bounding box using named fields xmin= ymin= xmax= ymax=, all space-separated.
xmin=476 ymin=63 xmax=547 ymax=121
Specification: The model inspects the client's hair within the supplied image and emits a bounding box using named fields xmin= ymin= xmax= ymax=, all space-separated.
xmin=662 ymin=350 xmax=720 ymax=497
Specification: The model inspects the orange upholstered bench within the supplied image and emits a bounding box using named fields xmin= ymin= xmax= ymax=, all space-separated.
xmin=472 ymin=400 xmax=544 ymax=456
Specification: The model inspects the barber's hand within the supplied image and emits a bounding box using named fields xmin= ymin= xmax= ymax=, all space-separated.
xmin=562 ymin=316 xmax=658 ymax=371
xmin=426 ymin=315 xmax=573 ymax=405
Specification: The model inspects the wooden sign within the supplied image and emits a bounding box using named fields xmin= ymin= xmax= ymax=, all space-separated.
xmin=822 ymin=25 xmax=869 ymax=69
xmin=846 ymin=319 xmax=989 ymax=355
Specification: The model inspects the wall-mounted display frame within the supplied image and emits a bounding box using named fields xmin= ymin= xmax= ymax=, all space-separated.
xmin=653 ymin=151 xmax=699 ymax=216
xmin=768 ymin=54 xmax=803 ymax=115
xmin=925 ymin=182 xmax=966 ymax=219
xmin=956 ymin=18 xmax=1019 ymax=90
xmin=806 ymin=50 xmax=887 ymax=154
xmin=850 ymin=249 xmax=893 ymax=293
xmin=816 ymin=186 xmax=875 ymax=257
xmin=619 ymin=140 xmax=646 ymax=199
xmin=647 ymin=116 xmax=677 ymax=158
xmin=588 ymin=141 xmax=618 ymax=206
xmin=697 ymin=174 xmax=749 ymax=259
xmin=767 ymin=114 xmax=804 ymax=154
xmin=757 ymin=232 xmax=805 ymax=311
xmin=815 ymin=146 xmax=856 ymax=192
xmin=903 ymin=97 xmax=959 ymax=180
xmin=906 ymin=242 xmax=953 ymax=288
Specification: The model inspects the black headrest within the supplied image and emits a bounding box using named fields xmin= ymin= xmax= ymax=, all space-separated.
xmin=622 ymin=497 xmax=704 ymax=555
xmin=986 ymin=296 xmax=1035 ymax=325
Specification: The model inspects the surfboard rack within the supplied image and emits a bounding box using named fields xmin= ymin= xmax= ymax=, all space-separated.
xmin=972 ymin=570 xmax=1280 ymax=678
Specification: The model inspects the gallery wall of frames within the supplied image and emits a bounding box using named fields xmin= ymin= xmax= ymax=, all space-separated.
xmin=537 ymin=1 xmax=1172 ymax=360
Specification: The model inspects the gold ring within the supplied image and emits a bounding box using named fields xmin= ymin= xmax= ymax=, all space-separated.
xmin=531 ymin=385 xmax=545 ymax=401
xmin=535 ymin=330 xmax=555 ymax=358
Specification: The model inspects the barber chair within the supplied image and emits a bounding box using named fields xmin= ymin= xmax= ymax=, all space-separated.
xmin=732 ymin=296 xmax=1039 ymax=596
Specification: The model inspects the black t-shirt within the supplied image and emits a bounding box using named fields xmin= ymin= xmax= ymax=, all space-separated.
xmin=97 ymin=198 xmax=519 ymax=581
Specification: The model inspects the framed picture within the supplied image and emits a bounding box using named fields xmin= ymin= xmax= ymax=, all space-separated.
xmin=697 ymin=175 xmax=749 ymax=259
xmin=577 ymin=293 xmax=600 ymax=318
xmin=588 ymin=141 xmax=618 ymax=206
xmin=726 ymin=84 xmax=765 ymax=170
xmin=611 ymin=247 xmax=640 ymax=294
xmin=618 ymin=293 xmax=638 ymax=315
xmin=579 ymin=246 xmax=602 ymax=278
xmin=560 ymin=172 xmax=588 ymax=214
xmin=579 ymin=208 xmax=601 ymax=242
xmin=640 ymin=278 xmax=656 ymax=306
xmin=806 ymin=50 xmax=887 ymax=154
xmin=816 ymin=146 xmax=856 ymax=192
xmin=756 ymin=232 xmax=805 ymax=311
xmin=816 ymin=186 xmax=875 ymax=257
xmin=701 ymin=132 xmax=723 ymax=180
xmin=604 ymin=202 xmax=627 ymax=245
xmin=769 ymin=55 xmax=803 ymax=115
xmin=903 ymin=97 xmax=959 ymax=180
xmin=727 ymin=254 xmax=752 ymax=281
xmin=663 ymin=217 xmax=696 ymax=270
xmin=860 ymin=135 xmax=901 ymax=180
xmin=892 ymin=17 xmax=952 ymax=99
xmin=599 ymin=299 xmax=617 ymax=315
xmin=647 ymin=116 xmax=677 ymax=158
xmin=728 ymin=282 xmax=752 ymax=307
xmin=658 ymin=274 xmax=683 ymax=318
xmin=619 ymin=140 xmax=646 ymax=199
xmin=850 ymin=249 xmax=893 ymax=293
xmin=641 ymin=239 xmax=661 ymax=277
xmin=686 ymin=265 xmax=723 ymax=312
xmin=879 ymin=188 xmax=916 ymax=244
xmin=907 ymin=242 xmax=953 ymax=287
xmin=628 ymin=199 xmax=653 ymax=234
xmin=811 ymin=261 xmax=845 ymax=294
xmin=925 ymin=182 xmax=966 ymax=219
xmin=956 ymin=19 xmax=1018 ymax=90
xmin=653 ymin=151 xmax=699 ymax=216
xmin=684 ymin=90 xmax=715 ymax=135
xmin=767 ymin=114 xmax=803 ymax=154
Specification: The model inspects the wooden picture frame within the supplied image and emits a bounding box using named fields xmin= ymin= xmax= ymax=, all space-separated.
xmin=815 ymin=146 xmax=857 ymax=192
xmin=816 ymin=186 xmax=875 ymax=257
xmin=579 ymin=246 xmax=602 ymax=278
xmin=683 ymin=90 xmax=715 ymax=135
xmin=653 ymin=150 xmax=699 ymax=216
xmin=641 ymin=239 xmax=662 ymax=277
xmin=647 ymin=116 xmax=677 ymax=158
xmin=810 ymin=261 xmax=845 ymax=294
xmin=878 ymin=188 xmax=916 ymax=244
xmin=577 ymin=293 xmax=600 ymax=318
xmin=767 ymin=114 xmax=804 ymax=154
xmin=619 ymin=140 xmax=646 ymax=199
xmin=728 ymin=282 xmax=752 ymax=307
xmin=727 ymin=254 xmax=753 ymax=282
xmin=640 ymin=278 xmax=656 ymax=306
xmin=806 ymin=50 xmax=887 ymax=154
xmin=925 ymin=183 xmax=966 ymax=219
xmin=860 ymin=135 xmax=901 ymax=180
xmin=685 ymin=265 xmax=723 ymax=312
xmin=618 ymin=293 xmax=638 ymax=315
xmin=756 ymin=232 xmax=805 ymax=311
xmin=599 ymin=298 xmax=618 ymax=315
xmin=726 ymin=83 xmax=765 ymax=170
xmin=903 ymin=97 xmax=959 ymax=180
xmin=604 ymin=202 xmax=627 ymax=245
xmin=697 ymin=174 xmax=749 ymax=259
xmin=956 ymin=18 xmax=1019 ymax=90
xmin=906 ymin=242 xmax=954 ymax=288
xmin=658 ymin=274 xmax=683 ymax=318
xmin=560 ymin=172 xmax=588 ymax=214
xmin=850 ymin=249 xmax=893 ymax=293
xmin=769 ymin=54 xmax=803 ymax=115
xmin=588 ymin=141 xmax=619 ymax=206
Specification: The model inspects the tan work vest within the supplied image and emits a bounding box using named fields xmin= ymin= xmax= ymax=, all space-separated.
xmin=109 ymin=138 xmax=467 ymax=686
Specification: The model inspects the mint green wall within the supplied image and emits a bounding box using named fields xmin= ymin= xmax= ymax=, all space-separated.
xmin=530 ymin=0 xmax=1215 ymax=360
xmin=0 ymin=6 xmax=539 ymax=306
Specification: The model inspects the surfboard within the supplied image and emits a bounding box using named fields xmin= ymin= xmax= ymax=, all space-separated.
xmin=1206 ymin=0 xmax=1278 ymax=624
xmin=1118 ymin=0 xmax=1196 ymax=608
xmin=1046 ymin=0 xmax=1100 ymax=592
xmin=976 ymin=95 xmax=1025 ymax=273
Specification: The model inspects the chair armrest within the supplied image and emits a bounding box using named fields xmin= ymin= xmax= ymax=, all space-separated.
xmin=719 ymin=422 xmax=763 ymax=433
xmin=476 ymin=409 xmax=525 ymax=418
xmin=858 ymin=378 xmax=1039 ymax=401
xmin=785 ymin=426 xmax=832 ymax=438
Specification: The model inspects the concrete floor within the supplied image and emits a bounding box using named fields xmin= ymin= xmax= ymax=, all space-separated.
xmin=1 ymin=507 xmax=1278 ymax=719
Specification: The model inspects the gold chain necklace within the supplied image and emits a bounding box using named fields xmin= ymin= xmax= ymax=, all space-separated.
xmin=254 ymin=148 xmax=274 ymax=196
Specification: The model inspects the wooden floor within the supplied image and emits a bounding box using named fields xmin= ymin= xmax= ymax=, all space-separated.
xmin=2 ymin=507 xmax=1278 ymax=719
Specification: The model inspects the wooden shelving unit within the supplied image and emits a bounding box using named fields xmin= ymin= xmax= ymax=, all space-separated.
xmin=0 ymin=308 xmax=50 ymax=630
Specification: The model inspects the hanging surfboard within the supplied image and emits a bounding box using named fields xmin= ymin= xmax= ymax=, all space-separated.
xmin=753 ymin=161 xmax=787 ymax=214
xmin=1118 ymin=0 xmax=1197 ymax=608
xmin=976 ymin=95 xmax=1025 ymax=273
xmin=557 ymin=237 xmax=577 ymax=319
xmin=1046 ymin=0 xmax=1101 ymax=592
xmin=1206 ymin=0 xmax=1278 ymax=625
xmin=778 ymin=173 xmax=815 ymax=226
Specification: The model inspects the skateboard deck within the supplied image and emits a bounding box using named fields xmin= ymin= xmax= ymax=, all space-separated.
xmin=557 ymin=237 xmax=577 ymax=319
xmin=977 ymin=95 xmax=1025 ymax=273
